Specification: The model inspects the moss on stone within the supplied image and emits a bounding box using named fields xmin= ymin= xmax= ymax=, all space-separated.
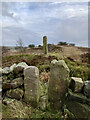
xmin=66 ymin=100 xmax=90 ymax=119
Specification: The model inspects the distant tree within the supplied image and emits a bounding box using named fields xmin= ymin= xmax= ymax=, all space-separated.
xmin=58 ymin=42 xmax=68 ymax=45
xmin=69 ymin=43 xmax=75 ymax=46
xmin=38 ymin=45 xmax=42 ymax=47
xmin=16 ymin=38 xmax=25 ymax=52
xmin=28 ymin=44 xmax=35 ymax=48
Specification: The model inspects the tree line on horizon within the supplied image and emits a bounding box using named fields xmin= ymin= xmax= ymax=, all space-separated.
xmin=28 ymin=42 xmax=75 ymax=48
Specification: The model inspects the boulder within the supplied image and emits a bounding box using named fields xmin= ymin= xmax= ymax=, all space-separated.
xmin=24 ymin=66 xmax=40 ymax=107
xmin=2 ymin=77 xmax=24 ymax=90
xmin=2 ymin=75 xmax=8 ymax=82
xmin=0 ymin=88 xmax=2 ymax=100
xmin=83 ymin=81 xmax=90 ymax=98
xmin=2 ymin=67 xmax=10 ymax=75
xmin=11 ymin=77 xmax=24 ymax=89
xmin=69 ymin=77 xmax=83 ymax=92
xmin=0 ymin=77 xmax=2 ymax=85
xmin=48 ymin=60 xmax=70 ymax=110
xmin=66 ymin=101 xmax=90 ymax=119
xmin=10 ymin=63 xmax=17 ymax=72
xmin=6 ymin=88 xmax=24 ymax=100
xmin=0 ymin=68 xmax=2 ymax=77
xmin=2 ymin=97 xmax=15 ymax=105
xmin=2 ymin=82 xmax=11 ymax=90
xmin=14 ymin=62 xmax=28 ymax=74
xmin=39 ymin=96 xmax=47 ymax=111
xmin=68 ymin=89 xmax=90 ymax=105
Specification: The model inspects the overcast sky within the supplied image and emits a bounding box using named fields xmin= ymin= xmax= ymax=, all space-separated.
xmin=2 ymin=1 xmax=88 ymax=47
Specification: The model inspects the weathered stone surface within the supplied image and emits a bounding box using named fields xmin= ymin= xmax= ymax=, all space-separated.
xmin=10 ymin=63 xmax=17 ymax=72
xmin=6 ymin=88 xmax=24 ymax=100
xmin=40 ymin=96 xmax=47 ymax=111
xmin=66 ymin=101 xmax=90 ymax=119
xmin=24 ymin=66 xmax=40 ymax=107
xmin=2 ymin=82 xmax=11 ymax=90
xmin=14 ymin=62 xmax=28 ymax=74
xmin=11 ymin=77 xmax=24 ymax=89
xmin=0 ymin=77 xmax=1 ymax=81
xmin=83 ymin=81 xmax=90 ymax=98
xmin=68 ymin=89 xmax=90 ymax=105
xmin=0 ymin=84 xmax=1 ymax=100
xmin=0 ymin=68 xmax=2 ymax=77
xmin=3 ymin=77 xmax=24 ymax=90
xmin=48 ymin=60 xmax=70 ymax=110
xmin=0 ymin=88 xmax=2 ymax=100
xmin=69 ymin=77 xmax=83 ymax=93
xmin=43 ymin=36 xmax=48 ymax=54
xmin=2 ymin=67 xmax=10 ymax=74
xmin=2 ymin=97 xmax=15 ymax=105
xmin=2 ymin=75 xmax=8 ymax=82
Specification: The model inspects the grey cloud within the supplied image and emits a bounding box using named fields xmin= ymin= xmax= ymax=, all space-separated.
xmin=2 ymin=2 xmax=88 ymax=47
xmin=2 ymin=26 xmax=42 ymax=46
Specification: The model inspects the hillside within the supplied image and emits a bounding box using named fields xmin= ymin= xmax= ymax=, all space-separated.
xmin=2 ymin=45 xmax=89 ymax=67
xmin=1 ymin=45 xmax=90 ymax=119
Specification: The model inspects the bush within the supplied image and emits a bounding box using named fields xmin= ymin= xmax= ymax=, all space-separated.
xmin=58 ymin=42 xmax=68 ymax=45
xmin=38 ymin=45 xmax=42 ymax=47
xmin=69 ymin=43 xmax=75 ymax=46
xmin=64 ymin=58 xmax=89 ymax=81
xmin=28 ymin=44 xmax=35 ymax=48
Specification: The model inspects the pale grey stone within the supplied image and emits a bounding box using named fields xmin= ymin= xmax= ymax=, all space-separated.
xmin=2 ymin=67 xmax=10 ymax=74
xmin=69 ymin=77 xmax=83 ymax=93
xmin=83 ymin=81 xmax=90 ymax=98
xmin=3 ymin=77 xmax=23 ymax=90
xmin=2 ymin=75 xmax=8 ymax=82
xmin=10 ymin=63 xmax=17 ymax=72
xmin=24 ymin=66 xmax=40 ymax=107
xmin=48 ymin=59 xmax=70 ymax=110
xmin=2 ymin=97 xmax=15 ymax=105
xmin=0 ymin=76 xmax=1 ymax=86
xmin=14 ymin=62 xmax=28 ymax=74
xmin=40 ymin=96 xmax=47 ymax=111
xmin=11 ymin=77 xmax=24 ymax=89
xmin=0 ymin=68 xmax=2 ymax=77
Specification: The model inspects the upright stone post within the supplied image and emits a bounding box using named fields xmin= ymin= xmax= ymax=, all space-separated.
xmin=24 ymin=66 xmax=40 ymax=107
xmin=43 ymin=36 xmax=48 ymax=54
xmin=48 ymin=60 xmax=70 ymax=110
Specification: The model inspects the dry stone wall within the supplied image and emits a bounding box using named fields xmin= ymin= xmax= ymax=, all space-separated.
xmin=1 ymin=60 xmax=90 ymax=113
